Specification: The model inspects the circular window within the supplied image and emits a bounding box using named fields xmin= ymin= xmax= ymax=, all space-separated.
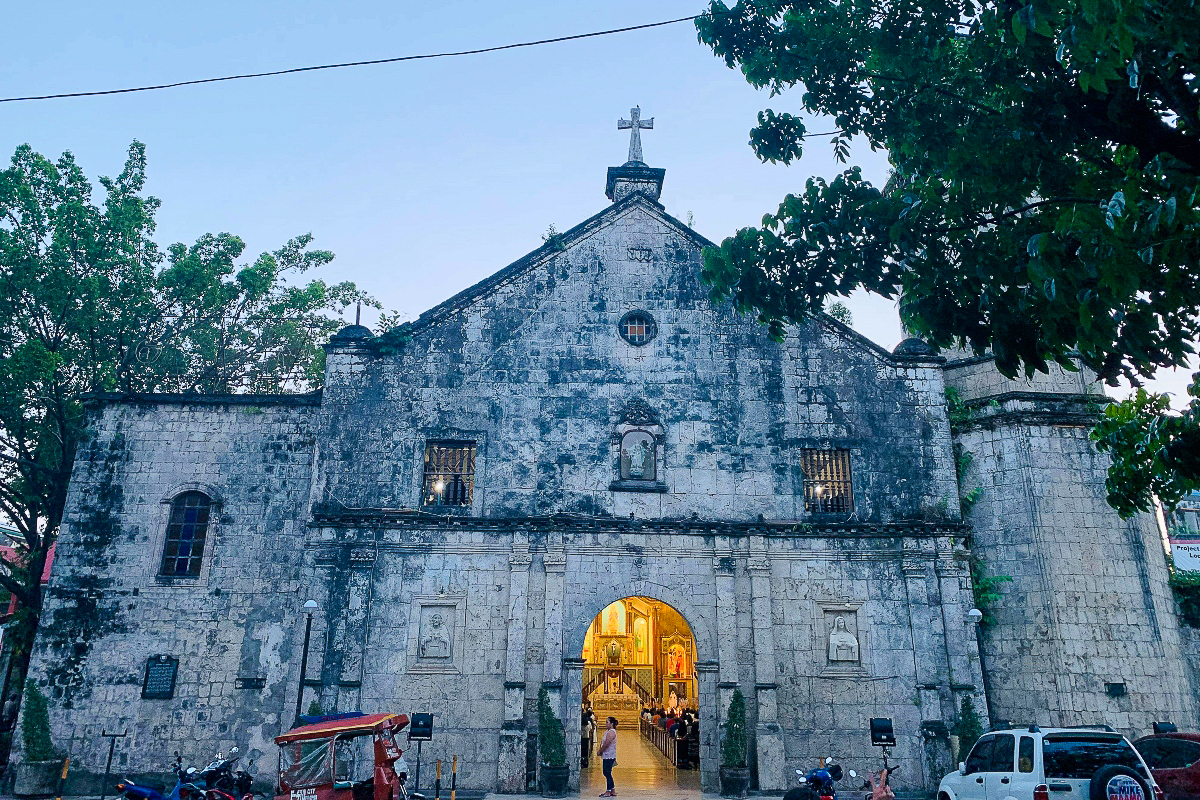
xmin=618 ymin=311 xmax=657 ymax=346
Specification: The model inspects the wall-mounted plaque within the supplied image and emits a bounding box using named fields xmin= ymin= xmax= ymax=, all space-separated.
xmin=142 ymin=655 xmax=178 ymax=699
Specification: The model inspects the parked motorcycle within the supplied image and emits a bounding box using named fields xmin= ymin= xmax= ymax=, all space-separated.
xmin=193 ymin=747 xmax=258 ymax=800
xmin=116 ymin=753 xmax=206 ymax=800
xmin=784 ymin=757 xmax=857 ymax=800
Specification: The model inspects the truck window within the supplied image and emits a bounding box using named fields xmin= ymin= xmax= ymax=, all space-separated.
xmin=966 ymin=737 xmax=995 ymax=775
xmin=1019 ymin=737 xmax=1035 ymax=773
xmin=1043 ymin=736 xmax=1147 ymax=780
xmin=990 ymin=735 xmax=1016 ymax=772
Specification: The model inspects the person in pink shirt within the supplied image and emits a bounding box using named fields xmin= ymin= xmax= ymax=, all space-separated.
xmin=598 ymin=717 xmax=618 ymax=796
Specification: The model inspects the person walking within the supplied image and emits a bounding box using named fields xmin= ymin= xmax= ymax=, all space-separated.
xmin=598 ymin=716 xmax=618 ymax=797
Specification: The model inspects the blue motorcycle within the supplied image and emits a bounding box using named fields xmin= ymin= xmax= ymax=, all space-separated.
xmin=116 ymin=753 xmax=205 ymax=800
xmin=785 ymin=758 xmax=857 ymax=800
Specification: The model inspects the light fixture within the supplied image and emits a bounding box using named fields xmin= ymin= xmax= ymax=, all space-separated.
xmin=303 ymin=599 xmax=319 ymax=612
xmin=434 ymin=480 xmax=445 ymax=493
xmin=967 ymin=608 xmax=983 ymax=624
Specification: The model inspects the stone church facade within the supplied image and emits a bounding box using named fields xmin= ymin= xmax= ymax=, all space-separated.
xmin=23 ymin=147 xmax=1198 ymax=794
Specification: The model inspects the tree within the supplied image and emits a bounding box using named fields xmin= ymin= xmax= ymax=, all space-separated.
xmin=0 ymin=141 xmax=374 ymax=688
xmin=721 ymin=688 xmax=747 ymax=767
xmin=695 ymin=0 xmax=1200 ymax=515
xmin=537 ymin=687 xmax=567 ymax=767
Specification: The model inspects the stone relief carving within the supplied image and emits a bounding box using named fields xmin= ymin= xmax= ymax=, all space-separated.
xmin=420 ymin=612 xmax=452 ymax=659
xmin=407 ymin=595 xmax=465 ymax=673
xmin=827 ymin=615 xmax=860 ymax=662
xmin=620 ymin=398 xmax=660 ymax=426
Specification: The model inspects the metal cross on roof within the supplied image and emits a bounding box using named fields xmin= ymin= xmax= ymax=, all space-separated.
xmin=618 ymin=106 xmax=654 ymax=164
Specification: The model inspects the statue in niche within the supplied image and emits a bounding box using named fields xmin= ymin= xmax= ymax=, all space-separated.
xmin=420 ymin=612 xmax=452 ymax=659
xmin=621 ymin=431 xmax=656 ymax=481
xmin=827 ymin=615 xmax=860 ymax=662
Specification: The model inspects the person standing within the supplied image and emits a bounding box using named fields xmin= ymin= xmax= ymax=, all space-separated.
xmin=598 ymin=716 xmax=618 ymax=797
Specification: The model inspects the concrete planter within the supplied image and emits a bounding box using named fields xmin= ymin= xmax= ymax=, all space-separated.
xmin=540 ymin=764 xmax=570 ymax=797
xmin=719 ymin=765 xmax=751 ymax=799
xmin=13 ymin=759 xmax=64 ymax=798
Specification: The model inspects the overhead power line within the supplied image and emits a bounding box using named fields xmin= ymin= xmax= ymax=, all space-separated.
xmin=0 ymin=12 xmax=707 ymax=104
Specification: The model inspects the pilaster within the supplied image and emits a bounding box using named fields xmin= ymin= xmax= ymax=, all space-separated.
xmin=697 ymin=661 xmax=721 ymax=793
xmin=563 ymin=657 xmax=585 ymax=792
xmin=543 ymin=549 xmax=567 ymax=685
xmin=498 ymin=541 xmax=533 ymax=793
xmin=748 ymin=547 xmax=784 ymax=791
xmin=902 ymin=539 xmax=952 ymax=788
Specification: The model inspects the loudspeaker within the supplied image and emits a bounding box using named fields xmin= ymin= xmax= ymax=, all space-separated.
xmin=409 ymin=712 xmax=434 ymax=741
xmin=870 ymin=717 xmax=896 ymax=747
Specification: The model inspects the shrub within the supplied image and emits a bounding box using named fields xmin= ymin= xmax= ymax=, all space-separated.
xmin=952 ymin=695 xmax=984 ymax=763
xmin=22 ymin=684 xmax=56 ymax=762
xmin=537 ymin=687 xmax=567 ymax=767
xmin=721 ymin=688 xmax=747 ymax=768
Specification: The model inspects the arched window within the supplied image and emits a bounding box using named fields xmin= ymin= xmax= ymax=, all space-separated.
xmin=160 ymin=491 xmax=212 ymax=576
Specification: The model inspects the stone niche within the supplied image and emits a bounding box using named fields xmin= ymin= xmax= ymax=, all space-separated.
xmin=816 ymin=601 xmax=868 ymax=677
xmin=407 ymin=595 xmax=466 ymax=674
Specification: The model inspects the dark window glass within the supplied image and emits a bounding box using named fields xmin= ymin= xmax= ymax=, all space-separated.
xmin=160 ymin=491 xmax=211 ymax=576
xmin=619 ymin=312 xmax=656 ymax=346
xmin=1043 ymin=736 xmax=1147 ymax=780
xmin=965 ymin=736 xmax=995 ymax=774
xmin=800 ymin=449 xmax=853 ymax=513
xmin=1138 ymin=739 xmax=1200 ymax=769
xmin=422 ymin=442 xmax=476 ymax=507
xmin=989 ymin=735 xmax=1016 ymax=772
xmin=1019 ymin=736 xmax=1035 ymax=773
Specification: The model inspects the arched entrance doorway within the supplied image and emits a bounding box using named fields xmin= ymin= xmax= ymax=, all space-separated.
xmin=578 ymin=597 xmax=703 ymax=793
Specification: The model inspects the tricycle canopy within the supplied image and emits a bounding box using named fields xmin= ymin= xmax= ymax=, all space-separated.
xmin=276 ymin=713 xmax=409 ymax=744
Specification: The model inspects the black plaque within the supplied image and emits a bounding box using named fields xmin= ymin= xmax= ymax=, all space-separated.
xmin=142 ymin=655 xmax=178 ymax=699
xmin=409 ymin=712 xmax=434 ymax=741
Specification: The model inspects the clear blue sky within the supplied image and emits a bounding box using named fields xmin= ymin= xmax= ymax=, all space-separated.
xmin=2 ymin=0 xmax=1192 ymax=400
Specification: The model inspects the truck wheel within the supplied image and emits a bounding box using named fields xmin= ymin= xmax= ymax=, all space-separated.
xmin=1089 ymin=765 xmax=1150 ymax=800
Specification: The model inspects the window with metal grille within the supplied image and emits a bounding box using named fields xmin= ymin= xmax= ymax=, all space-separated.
xmin=160 ymin=491 xmax=212 ymax=576
xmin=799 ymin=449 xmax=853 ymax=513
xmin=422 ymin=441 xmax=476 ymax=507
xmin=618 ymin=311 xmax=656 ymax=346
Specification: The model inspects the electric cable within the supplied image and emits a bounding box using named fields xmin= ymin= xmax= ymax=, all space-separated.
xmin=0 ymin=12 xmax=707 ymax=104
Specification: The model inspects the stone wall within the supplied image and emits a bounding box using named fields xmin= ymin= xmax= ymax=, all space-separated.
xmin=317 ymin=194 xmax=960 ymax=526
xmin=945 ymin=356 xmax=1198 ymax=734
xmin=22 ymin=395 xmax=318 ymax=794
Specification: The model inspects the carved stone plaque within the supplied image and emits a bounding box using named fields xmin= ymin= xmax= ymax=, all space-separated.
xmin=407 ymin=595 xmax=466 ymax=674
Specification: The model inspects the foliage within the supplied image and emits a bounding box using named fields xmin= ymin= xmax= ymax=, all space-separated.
xmin=307 ymin=699 xmax=323 ymax=716
xmin=1170 ymin=569 xmax=1200 ymax=627
xmin=537 ymin=687 xmax=567 ymax=767
xmin=969 ymin=553 xmax=1013 ymax=627
xmin=370 ymin=322 xmax=414 ymax=357
xmin=824 ymin=300 xmax=854 ymax=326
xmin=0 ymin=141 xmax=376 ymax=684
xmin=1092 ymin=376 xmax=1200 ymax=516
xmin=21 ymin=684 xmax=55 ymax=762
xmin=542 ymin=224 xmax=567 ymax=253
xmin=952 ymin=695 xmax=984 ymax=763
xmin=721 ymin=688 xmax=748 ymax=768
xmin=695 ymin=0 xmax=1200 ymax=511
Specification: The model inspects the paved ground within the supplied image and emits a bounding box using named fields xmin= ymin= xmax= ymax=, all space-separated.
xmin=578 ymin=729 xmax=703 ymax=797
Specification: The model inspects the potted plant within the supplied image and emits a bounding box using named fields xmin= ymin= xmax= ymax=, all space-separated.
xmin=538 ymin=687 xmax=570 ymax=797
xmin=14 ymin=685 xmax=64 ymax=798
xmin=719 ymin=689 xmax=751 ymax=798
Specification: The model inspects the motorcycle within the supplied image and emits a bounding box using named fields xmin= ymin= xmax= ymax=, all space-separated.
xmin=116 ymin=753 xmax=206 ymax=800
xmin=784 ymin=757 xmax=857 ymax=800
xmin=193 ymin=747 xmax=258 ymax=800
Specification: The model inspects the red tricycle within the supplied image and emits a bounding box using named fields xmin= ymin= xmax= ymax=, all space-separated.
xmin=275 ymin=714 xmax=411 ymax=800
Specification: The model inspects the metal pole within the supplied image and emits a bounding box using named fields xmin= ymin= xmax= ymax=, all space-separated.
xmin=294 ymin=611 xmax=314 ymax=726
xmin=434 ymin=759 xmax=442 ymax=800
xmin=450 ymin=756 xmax=456 ymax=800
xmin=99 ymin=730 xmax=127 ymax=800
xmin=413 ymin=740 xmax=423 ymax=799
